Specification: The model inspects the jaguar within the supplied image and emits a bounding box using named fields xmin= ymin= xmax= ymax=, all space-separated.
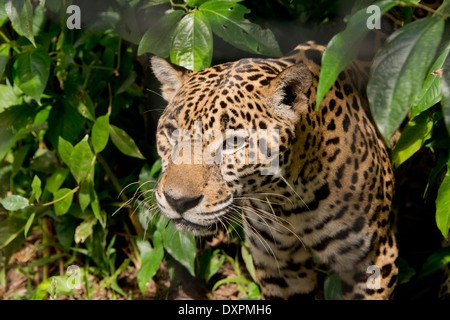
xmin=149 ymin=1 xmax=445 ymax=300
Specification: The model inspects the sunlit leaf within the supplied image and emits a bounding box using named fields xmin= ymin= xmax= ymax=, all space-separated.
xmin=170 ymin=11 xmax=212 ymax=71
xmin=0 ymin=195 xmax=29 ymax=211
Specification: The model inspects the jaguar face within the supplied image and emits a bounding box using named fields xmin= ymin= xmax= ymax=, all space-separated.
xmin=151 ymin=56 xmax=312 ymax=235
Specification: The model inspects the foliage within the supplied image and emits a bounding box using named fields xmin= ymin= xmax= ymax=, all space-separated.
xmin=0 ymin=0 xmax=450 ymax=301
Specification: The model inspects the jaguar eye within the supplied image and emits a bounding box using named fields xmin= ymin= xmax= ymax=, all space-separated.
xmin=164 ymin=124 xmax=179 ymax=145
xmin=222 ymin=136 xmax=245 ymax=154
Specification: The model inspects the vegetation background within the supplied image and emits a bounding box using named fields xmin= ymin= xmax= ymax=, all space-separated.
xmin=0 ymin=0 xmax=449 ymax=300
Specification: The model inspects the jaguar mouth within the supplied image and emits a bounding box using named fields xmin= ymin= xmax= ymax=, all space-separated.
xmin=172 ymin=218 xmax=220 ymax=236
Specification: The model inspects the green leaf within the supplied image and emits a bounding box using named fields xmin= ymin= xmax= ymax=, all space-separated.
xmin=74 ymin=214 xmax=97 ymax=244
xmin=91 ymin=114 xmax=110 ymax=154
xmin=442 ymin=47 xmax=450 ymax=132
xmin=149 ymin=158 xmax=162 ymax=177
xmin=0 ymin=43 xmax=9 ymax=80
xmin=0 ymin=83 xmax=23 ymax=112
xmin=170 ymin=11 xmax=213 ymax=71
xmin=137 ymin=233 xmax=164 ymax=295
xmin=0 ymin=216 xmax=26 ymax=250
xmin=391 ymin=111 xmax=434 ymax=168
xmin=109 ymin=124 xmax=145 ymax=159
xmin=31 ymin=175 xmax=42 ymax=202
xmin=411 ymin=34 xmax=450 ymax=119
xmin=53 ymin=188 xmax=74 ymax=216
xmin=57 ymin=136 xmax=73 ymax=166
xmin=0 ymin=195 xmax=29 ymax=211
xmin=0 ymin=105 xmax=36 ymax=160
xmin=200 ymin=0 xmax=281 ymax=57
xmin=158 ymin=216 xmax=196 ymax=276
xmin=4 ymin=0 xmax=35 ymax=46
xmin=24 ymin=211 xmax=35 ymax=237
xmin=419 ymin=246 xmax=450 ymax=279
xmin=45 ymin=168 xmax=69 ymax=194
xmin=69 ymin=136 xmax=94 ymax=184
xmin=435 ymin=165 xmax=450 ymax=238
xmin=138 ymin=10 xmax=184 ymax=57
xmin=368 ymin=17 xmax=444 ymax=146
xmin=324 ymin=274 xmax=344 ymax=300
xmin=12 ymin=48 xmax=51 ymax=103
xmin=212 ymin=276 xmax=251 ymax=291
xmin=0 ymin=0 xmax=9 ymax=27
xmin=317 ymin=0 xmax=406 ymax=108
xmin=78 ymin=180 xmax=91 ymax=212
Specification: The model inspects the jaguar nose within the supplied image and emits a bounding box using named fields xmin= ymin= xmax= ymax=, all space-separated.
xmin=163 ymin=192 xmax=204 ymax=215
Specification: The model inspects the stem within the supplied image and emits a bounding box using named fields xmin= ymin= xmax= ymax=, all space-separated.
xmin=170 ymin=0 xmax=188 ymax=11
xmin=0 ymin=30 xmax=20 ymax=54
xmin=398 ymin=2 xmax=450 ymax=19
xmin=39 ymin=185 xmax=80 ymax=207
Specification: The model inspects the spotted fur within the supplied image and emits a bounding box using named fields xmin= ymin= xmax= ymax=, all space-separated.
xmin=149 ymin=1 xmax=448 ymax=300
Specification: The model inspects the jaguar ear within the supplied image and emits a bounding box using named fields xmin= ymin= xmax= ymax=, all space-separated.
xmin=269 ymin=62 xmax=312 ymax=117
xmin=151 ymin=56 xmax=192 ymax=102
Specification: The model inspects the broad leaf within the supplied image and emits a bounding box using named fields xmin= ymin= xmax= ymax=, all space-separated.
xmin=4 ymin=0 xmax=35 ymax=46
xmin=435 ymin=165 xmax=450 ymax=238
xmin=91 ymin=114 xmax=110 ymax=154
xmin=199 ymin=0 xmax=282 ymax=57
xmin=74 ymin=215 xmax=97 ymax=243
xmin=419 ymin=246 xmax=450 ymax=278
xmin=137 ymin=233 xmax=164 ymax=295
xmin=57 ymin=136 xmax=73 ymax=166
xmin=69 ymin=136 xmax=94 ymax=184
xmin=54 ymin=188 xmax=74 ymax=216
xmin=0 ymin=43 xmax=9 ymax=80
xmin=442 ymin=47 xmax=450 ymax=132
xmin=138 ymin=10 xmax=184 ymax=57
xmin=170 ymin=11 xmax=212 ymax=71
xmin=324 ymin=274 xmax=344 ymax=300
xmin=12 ymin=48 xmax=51 ymax=103
xmin=0 ymin=105 xmax=36 ymax=160
xmin=45 ymin=168 xmax=69 ymax=194
xmin=316 ymin=0 xmax=409 ymax=108
xmin=0 ymin=195 xmax=29 ymax=211
xmin=158 ymin=216 xmax=196 ymax=276
xmin=109 ymin=124 xmax=145 ymax=159
xmin=78 ymin=180 xmax=91 ymax=212
xmin=0 ymin=83 xmax=22 ymax=112
xmin=0 ymin=0 xmax=8 ymax=27
xmin=411 ymin=32 xmax=450 ymax=119
xmin=391 ymin=111 xmax=433 ymax=168
xmin=31 ymin=175 xmax=42 ymax=202
xmin=368 ymin=16 xmax=444 ymax=146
